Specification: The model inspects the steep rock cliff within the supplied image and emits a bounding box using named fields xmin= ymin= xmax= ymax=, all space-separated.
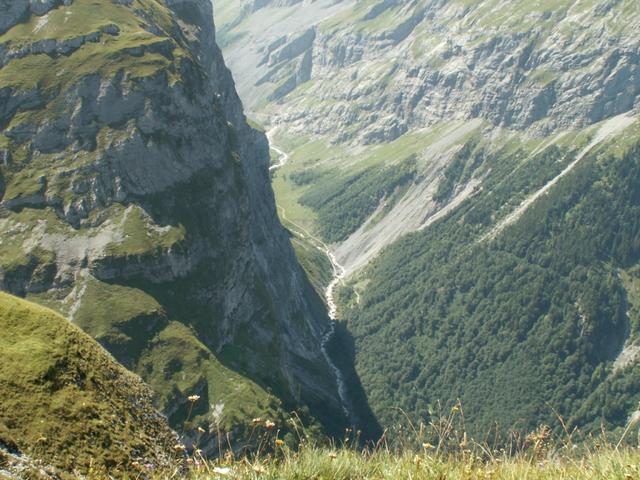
xmin=219 ymin=0 xmax=640 ymax=143
xmin=0 ymin=0 xmax=348 ymax=448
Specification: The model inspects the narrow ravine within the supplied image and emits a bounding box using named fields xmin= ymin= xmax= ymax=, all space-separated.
xmin=268 ymin=133 xmax=354 ymax=424
xmin=320 ymin=254 xmax=353 ymax=422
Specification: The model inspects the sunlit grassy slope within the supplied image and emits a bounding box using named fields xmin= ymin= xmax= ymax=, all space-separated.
xmin=186 ymin=448 xmax=640 ymax=480
xmin=0 ymin=291 xmax=176 ymax=476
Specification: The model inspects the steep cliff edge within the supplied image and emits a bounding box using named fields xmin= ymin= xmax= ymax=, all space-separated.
xmin=0 ymin=0 xmax=349 ymax=447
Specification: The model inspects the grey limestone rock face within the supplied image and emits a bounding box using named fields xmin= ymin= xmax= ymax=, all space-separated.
xmin=0 ymin=0 xmax=349 ymax=444
xmin=0 ymin=0 xmax=72 ymax=34
xmin=220 ymin=0 xmax=640 ymax=144
xmin=241 ymin=0 xmax=304 ymax=15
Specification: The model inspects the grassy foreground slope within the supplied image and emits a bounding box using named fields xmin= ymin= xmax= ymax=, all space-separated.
xmin=0 ymin=292 xmax=176 ymax=477
xmin=1 ymin=289 xmax=635 ymax=478
xmin=184 ymin=448 xmax=640 ymax=480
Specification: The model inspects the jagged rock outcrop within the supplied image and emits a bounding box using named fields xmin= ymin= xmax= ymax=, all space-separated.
xmin=0 ymin=0 xmax=348 ymax=449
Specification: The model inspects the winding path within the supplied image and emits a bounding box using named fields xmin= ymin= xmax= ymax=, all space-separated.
xmin=269 ymin=133 xmax=353 ymax=422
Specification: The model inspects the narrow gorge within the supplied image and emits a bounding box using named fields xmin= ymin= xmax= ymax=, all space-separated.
xmin=218 ymin=0 xmax=640 ymax=437
xmin=269 ymin=137 xmax=354 ymax=425
xmin=2 ymin=0 xmax=640 ymax=476
xmin=0 ymin=0 xmax=376 ymax=462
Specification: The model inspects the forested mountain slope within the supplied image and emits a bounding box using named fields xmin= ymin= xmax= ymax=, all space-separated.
xmin=345 ymin=121 xmax=640 ymax=435
xmin=217 ymin=0 xmax=640 ymax=436
xmin=0 ymin=0 xmax=360 ymax=451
